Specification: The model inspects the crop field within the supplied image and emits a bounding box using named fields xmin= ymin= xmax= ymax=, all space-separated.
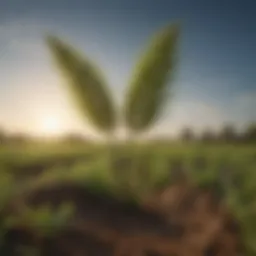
xmin=0 ymin=142 xmax=255 ymax=255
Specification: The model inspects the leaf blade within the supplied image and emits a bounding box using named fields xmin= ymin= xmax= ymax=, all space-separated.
xmin=46 ymin=36 xmax=116 ymax=133
xmin=124 ymin=23 xmax=180 ymax=132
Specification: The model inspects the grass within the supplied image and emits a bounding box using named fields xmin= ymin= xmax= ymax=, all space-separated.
xmin=0 ymin=141 xmax=255 ymax=254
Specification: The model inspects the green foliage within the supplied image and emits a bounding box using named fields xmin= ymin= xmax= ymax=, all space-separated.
xmin=245 ymin=123 xmax=256 ymax=142
xmin=0 ymin=170 xmax=16 ymax=246
xmin=0 ymin=142 xmax=255 ymax=253
xmin=15 ymin=246 xmax=40 ymax=256
xmin=46 ymin=36 xmax=116 ymax=133
xmin=0 ymin=171 xmax=15 ymax=212
xmin=219 ymin=124 xmax=237 ymax=142
xmin=5 ymin=203 xmax=75 ymax=237
xmin=123 ymin=24 xmax=180 ymax=132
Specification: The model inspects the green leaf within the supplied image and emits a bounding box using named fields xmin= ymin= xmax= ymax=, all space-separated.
xmin=46 ymin=36 xmax=116 ymax=133
xmin=123 ymin=23 xmax=180 ymax=132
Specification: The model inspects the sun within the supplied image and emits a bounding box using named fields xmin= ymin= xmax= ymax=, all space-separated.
xmin=40 ymin=116 xmax=62 ymax=136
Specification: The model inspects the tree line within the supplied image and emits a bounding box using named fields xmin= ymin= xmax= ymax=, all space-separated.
xmin=179 ymin=123 xmax=256 ymax=143
xmin=1 ymin=123 xmax=255 ymax=145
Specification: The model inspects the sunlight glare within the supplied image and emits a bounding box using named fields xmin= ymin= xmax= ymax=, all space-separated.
xmin=40 ymin=116 xmax=63 ymax=136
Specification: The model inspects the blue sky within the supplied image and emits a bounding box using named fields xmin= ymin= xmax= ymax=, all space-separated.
xmin=0 ymin=0 xmax=255 ymax=137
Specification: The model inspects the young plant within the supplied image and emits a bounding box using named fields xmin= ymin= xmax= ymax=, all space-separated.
xmin=122 ymin=24 xmax=180 ymax=177
xmin=46 ymin=23 xmax=180 ymax=141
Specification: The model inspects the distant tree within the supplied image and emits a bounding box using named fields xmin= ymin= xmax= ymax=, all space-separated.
xmin=62 ymin=133 xmax=89 ymax=144
xmin=8 ymin=133 xmax=30 ymax=145
xmin=0 ymin=128 xmax=7 ymax=144
xmin=219 ymin=124 xmax=237 ymax=143
xmin=180 ymin=127 xmax=195 ymax=142
xmin=200 ymin=129 xmax=216 ymax=143
xmin=244 ymin=123 xmax=256 ymax=143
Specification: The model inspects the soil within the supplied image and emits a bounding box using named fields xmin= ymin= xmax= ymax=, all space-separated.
xmin=2 ymin=181 xmax=244 ymax=256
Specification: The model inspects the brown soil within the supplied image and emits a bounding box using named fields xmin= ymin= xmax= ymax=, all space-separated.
xmin=3 ymin=181 xmax=244 ymax=256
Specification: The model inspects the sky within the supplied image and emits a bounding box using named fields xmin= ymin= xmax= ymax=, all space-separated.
xmin=0 ymin=0 xmax=255 ymax=138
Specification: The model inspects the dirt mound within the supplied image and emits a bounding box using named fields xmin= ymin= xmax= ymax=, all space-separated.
xmin=142 ymin=181 xmax=244 ymax=255
xmin=3 ymin=182 xmax=244 ymax=255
